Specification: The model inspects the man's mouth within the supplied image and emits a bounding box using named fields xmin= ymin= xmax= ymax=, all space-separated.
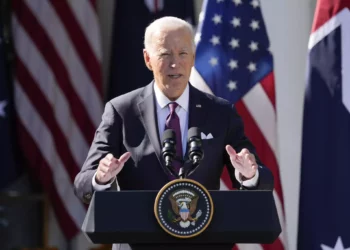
xmin=168 ymin=74 xmax=182 ymax=79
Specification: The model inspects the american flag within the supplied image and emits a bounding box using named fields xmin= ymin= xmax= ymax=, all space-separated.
xmin=190 ymin=0 xmax=287 ymax=249
xmin=11 ymin=0 xmax=103 ymax=239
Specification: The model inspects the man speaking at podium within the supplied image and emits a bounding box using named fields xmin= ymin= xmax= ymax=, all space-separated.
xmin=74 ymin=16 xmax=274 ymax=250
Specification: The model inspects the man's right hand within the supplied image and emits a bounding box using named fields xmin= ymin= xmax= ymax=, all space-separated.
xmin=95 ymin=152 xmax=131 ymax=184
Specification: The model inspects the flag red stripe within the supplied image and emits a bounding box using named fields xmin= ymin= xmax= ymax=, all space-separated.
xmin=221 ymin=166 xmax=238 ymax=189
xmin=16 ymin=119 xmax=79 ymax=239
xmin=50 ymin=0 xmax=102 ymax=96
xmin=262 ymin=238 xmax=285 ymax=250
xmin=260 ymin=72 xmax=276 ymax=109
xmin=235 ymin=100 xmax=284 ymax=204
xmin=311 ymin=0 xmax=349 ymax=32
xmin=15 ymin=58 xmax=79 ymax=182
xmin=12 ymin=0 xmax=95 ymax=144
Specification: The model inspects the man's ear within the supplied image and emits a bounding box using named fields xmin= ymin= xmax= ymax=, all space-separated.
xmin=143 ymin=49 xmax=152 ymax=71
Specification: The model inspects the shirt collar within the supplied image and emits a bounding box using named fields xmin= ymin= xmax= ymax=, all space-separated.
xmin=153 ymin=82 xmax=189 ymax=112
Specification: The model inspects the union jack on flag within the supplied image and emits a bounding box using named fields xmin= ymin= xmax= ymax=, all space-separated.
xmin=190 ymin=0 xmax=287 ymax=249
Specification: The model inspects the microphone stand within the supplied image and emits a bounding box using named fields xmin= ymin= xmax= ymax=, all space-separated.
xmin=178 ymin=160 xmax=200 ymax=179
xmin=178 ymin=162 xmax=187 ymax=179
xmin=177 ymin=158 xmax=187 ymax=179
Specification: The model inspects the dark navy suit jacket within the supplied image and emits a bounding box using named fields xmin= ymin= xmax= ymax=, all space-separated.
xmin=74 ymin=82 xmax=274 ymax=250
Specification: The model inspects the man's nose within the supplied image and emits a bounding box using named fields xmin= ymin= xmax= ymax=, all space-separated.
xmin=170 ymin=55 xmax=180 ymax=68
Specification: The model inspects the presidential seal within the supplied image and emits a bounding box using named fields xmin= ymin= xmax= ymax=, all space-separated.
xmin=154 ymin=179 xmax=214 ymax=238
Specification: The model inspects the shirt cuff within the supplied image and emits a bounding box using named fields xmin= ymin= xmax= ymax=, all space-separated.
xmin=235 ymin=168 xmax=259 ymax=188
xmin=92 ymin=171 xmax=116 ymax=191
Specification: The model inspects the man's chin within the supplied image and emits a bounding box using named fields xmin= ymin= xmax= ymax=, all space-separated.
xmin=166 ymin=78 xmax=188 ymax=87
xmin=163 ymin=84 xmax=187 ymax=100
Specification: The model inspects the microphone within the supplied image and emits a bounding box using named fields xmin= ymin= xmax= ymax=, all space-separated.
xmin=187 ymin=127 xmax=204 ymax=166
xmin=161 ymin=129 xmax=178 ymax=177
xmin=181 ymin=127 xmax=204 ymax=178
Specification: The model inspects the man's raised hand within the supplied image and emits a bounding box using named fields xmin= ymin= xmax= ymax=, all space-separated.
xmin=225 ymin=145 xmax=258 ymax=180
xmin=95 ymin=152 xmax=131 ymax=184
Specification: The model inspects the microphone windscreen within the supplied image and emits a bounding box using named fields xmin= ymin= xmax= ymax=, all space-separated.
xmin=187 ymin=127 xmax=201 ymax=141
xmin=162 ymin=129 xmax=176 ymax=142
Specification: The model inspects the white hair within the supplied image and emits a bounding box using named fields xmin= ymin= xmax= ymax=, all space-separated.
xmin=144 ymin=16 xmax=195 ymax=54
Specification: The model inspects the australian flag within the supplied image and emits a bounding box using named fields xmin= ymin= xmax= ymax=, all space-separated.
xmin=298 ymin=1 xmax=350 ymax=249
xmin=0 ymin=18 xmax=18 ymax=190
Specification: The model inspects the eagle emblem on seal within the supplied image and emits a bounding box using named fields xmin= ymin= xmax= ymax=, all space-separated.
xmin=168 ymin=189 xmax=203 ymax=228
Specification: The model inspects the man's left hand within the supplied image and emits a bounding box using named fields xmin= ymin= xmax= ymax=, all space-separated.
xmin=225 ymin=145 xmax=258 ymax=180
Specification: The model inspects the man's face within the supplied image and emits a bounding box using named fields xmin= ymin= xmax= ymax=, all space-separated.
xmin=143 ymin=27 xmax=195 ymax=100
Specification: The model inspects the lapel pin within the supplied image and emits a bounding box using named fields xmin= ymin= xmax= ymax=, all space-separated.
xmin=196 ymin=104 xmax=201 ymax=108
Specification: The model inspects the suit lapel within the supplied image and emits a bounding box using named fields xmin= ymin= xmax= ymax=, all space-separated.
xmin=137 ymin=82 xmax=209 ymax=172
xmin=186 ymin=84 xmax=209 ymax=155
xmin=188 ymin=84 xmax=208 ymax=128
xmin=137 ymin=82 xmax=165 ymax=170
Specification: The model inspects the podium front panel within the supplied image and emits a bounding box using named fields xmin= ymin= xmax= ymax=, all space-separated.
xmin=82 ymin=190 xmax=281 ymax=244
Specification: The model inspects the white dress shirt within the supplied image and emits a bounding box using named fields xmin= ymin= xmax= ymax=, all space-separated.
xmin=92 ymin=83 xmax=258 ymax=190
xmin=154 ymin=82 xmax=189 ymax=156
